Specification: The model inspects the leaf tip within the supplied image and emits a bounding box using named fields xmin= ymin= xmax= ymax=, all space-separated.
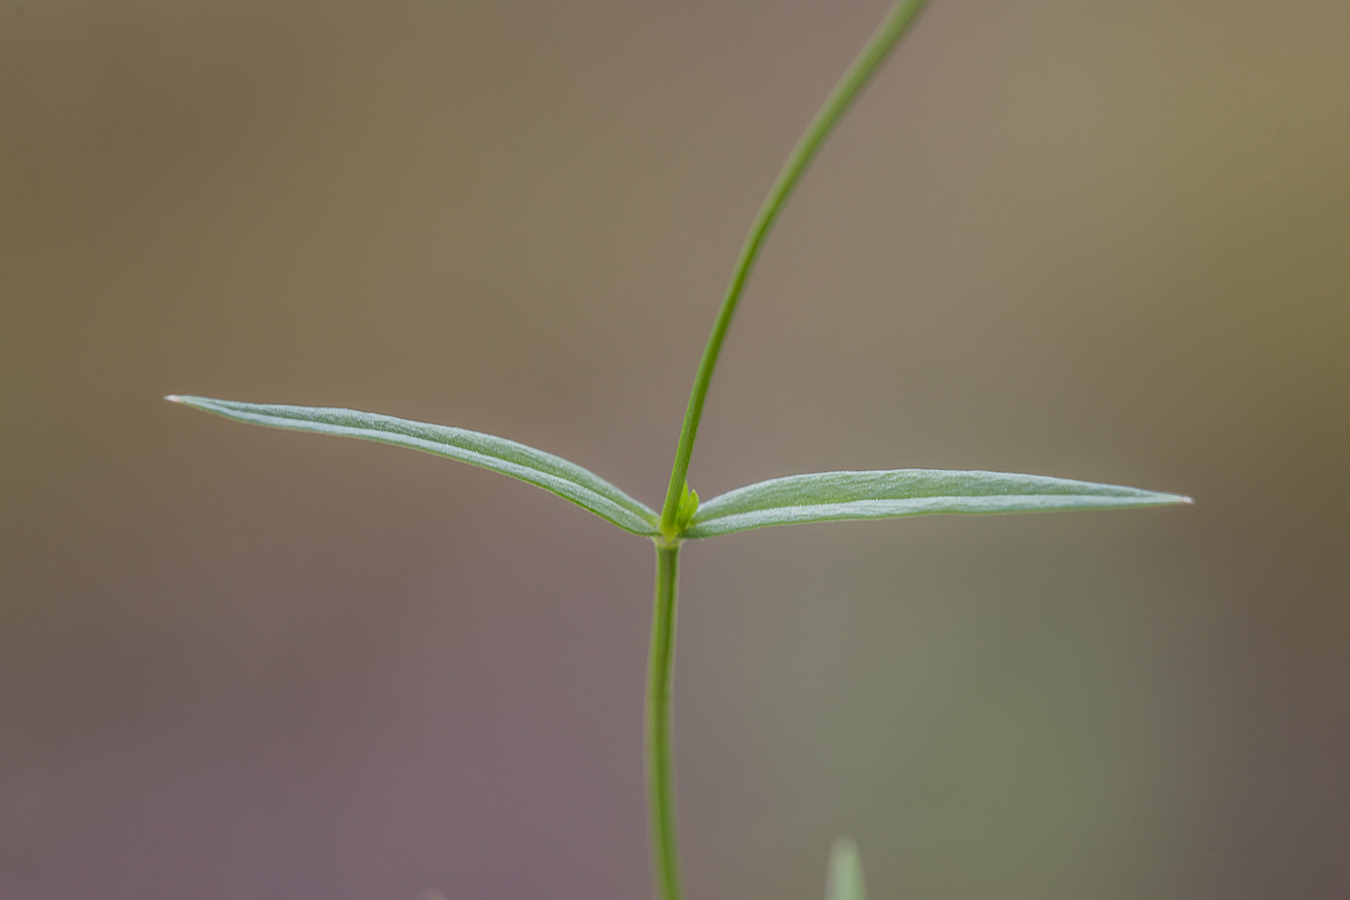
xmin=164 ymin=394 xmax=183 ymax=403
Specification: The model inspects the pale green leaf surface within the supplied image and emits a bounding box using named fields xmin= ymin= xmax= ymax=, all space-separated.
xmin=684 ymin=469 xmax=1191 ymax=538
xmin=167 ymin=396 xmax=660 ymax=536
xmin=826 ymin=838 xmax=866 ymax=900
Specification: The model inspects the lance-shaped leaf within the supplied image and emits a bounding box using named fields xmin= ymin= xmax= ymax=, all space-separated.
xmin=167 ymin=396 xmax=660 ymax=536
xmin=684 ymin=468 xmax=1191 ymax=539
xmin=825 ymin=838 xmax=866 ymax=900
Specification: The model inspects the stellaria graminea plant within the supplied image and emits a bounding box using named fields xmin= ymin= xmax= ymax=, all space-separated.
xmin=170 ymin=2 xmax=1190 ymax=897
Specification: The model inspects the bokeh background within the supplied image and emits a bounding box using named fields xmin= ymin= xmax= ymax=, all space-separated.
xmin=3 ymin=1 xmax=1348 ymax=898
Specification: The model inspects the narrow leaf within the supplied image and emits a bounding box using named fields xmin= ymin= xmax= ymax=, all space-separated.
xmin=826 ymin=838 xmax=866 ymax=900
xmin=685 ymin=469 xmax=1191 ymax=539
xmin=167 ymin=396 xmax=660 ymax=536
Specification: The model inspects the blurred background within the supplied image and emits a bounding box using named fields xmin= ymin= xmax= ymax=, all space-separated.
xmin=2 ymin=1 xmax=1347 ymax=898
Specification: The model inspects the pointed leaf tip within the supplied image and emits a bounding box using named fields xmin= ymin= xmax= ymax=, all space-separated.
xmin=685 ymin=468 xmax=1191 ymax=538
xmin=167 ymin=395 xmax=660 ymax=536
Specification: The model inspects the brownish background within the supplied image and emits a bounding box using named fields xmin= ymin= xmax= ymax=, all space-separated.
xmin=3 ymin=2 xmax=1348 ymax=898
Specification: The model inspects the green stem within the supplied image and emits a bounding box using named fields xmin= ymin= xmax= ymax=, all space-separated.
xmin=643 ymin=4 xmax=934 ymax=895
xmin=659 ymin=0 xmax=933 ymax=535
xmin=646 ymin=542 xmax=683 ymax=900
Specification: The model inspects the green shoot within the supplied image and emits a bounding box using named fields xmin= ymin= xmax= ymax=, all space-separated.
xmin=826 ymin=838 xmax=867 ymax=900
xmin=658 ymin=0 xmax=935 ymax=534
xmin=169 ymin=1 xmax=1190 ymax=897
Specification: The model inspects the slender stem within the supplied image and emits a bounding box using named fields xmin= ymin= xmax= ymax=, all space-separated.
xmin=642 ymin=4 xmax=934 ymax=895
xmin=646 ymin=541 xmax=683 ymax=900
xmin=659 ymin=0 xmax=933 ymax=535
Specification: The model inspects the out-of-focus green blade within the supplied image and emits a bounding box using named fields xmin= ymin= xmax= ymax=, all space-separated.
xmin=167 ymin=395 xmax=660 ymax=536
xmin=826 ymin=838 xmax=866 ymax=900
xmin=685 ymin=468 xmax=1191 ymax=538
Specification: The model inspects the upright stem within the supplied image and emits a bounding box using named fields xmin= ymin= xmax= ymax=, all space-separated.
xmin=658 ymin=0 xmax=933 ymax=535
xmin=644 ymin=3 xmax=934 ymax=897
xmin=646 ymin=542 xmax=683 ymax=900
